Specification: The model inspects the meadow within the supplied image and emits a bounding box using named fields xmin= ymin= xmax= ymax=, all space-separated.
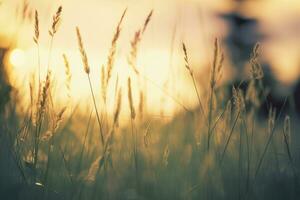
xmin=0 ymin=5 xmax=299 ymax=200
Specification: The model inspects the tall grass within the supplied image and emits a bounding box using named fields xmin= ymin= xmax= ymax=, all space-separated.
xmin=0 ymin=6 xmax=299 ymax=200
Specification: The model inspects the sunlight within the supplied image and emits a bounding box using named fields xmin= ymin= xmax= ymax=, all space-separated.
xmin=9 ymin=48 xmax=26 ymax=68
xmin=0 ymin=0 xmax=299 ymax=116
xmin=1 ymin=1 xmax=300 ymax=199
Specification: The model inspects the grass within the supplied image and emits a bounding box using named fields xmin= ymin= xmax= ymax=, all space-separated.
xmin=0 ymin=5 xmax=300 ymax=200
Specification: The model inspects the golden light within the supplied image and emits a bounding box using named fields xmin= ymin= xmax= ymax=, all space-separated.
xmin=9 ymin=48 xmax=26 ymax=68
xmin=0 ymin=0 xmax=299 ymax=116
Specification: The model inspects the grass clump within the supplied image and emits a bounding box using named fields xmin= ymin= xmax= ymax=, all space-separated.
xmin=0 ymin=6 xmax=299 ymax=200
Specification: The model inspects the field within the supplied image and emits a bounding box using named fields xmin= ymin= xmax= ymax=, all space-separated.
xmin=0 ymin=3 xmax=300 ymax=200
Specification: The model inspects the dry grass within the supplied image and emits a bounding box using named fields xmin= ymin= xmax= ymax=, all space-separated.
xmin=0 ymin=6 xmax=299 ymax=200
xmin=62 ymin=54 xmax=72 ymax=98
xmin=49 ymin=6 xmax=62 ymax=37
xmin=127 ymin=77 xmax=136 ymax=120
xmin=127 ymin=10 xmax=153 ymax=75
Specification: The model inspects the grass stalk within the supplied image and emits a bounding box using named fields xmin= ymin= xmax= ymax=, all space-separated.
xmin=220 ymin=110 xmax=241 ymax=165
xmin=88 ymin=75 xmax=104 ymax=145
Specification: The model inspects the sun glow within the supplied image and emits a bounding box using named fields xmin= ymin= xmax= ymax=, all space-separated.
xmin=9 ymin=48 xmax=26 ymax=68
xmin=0 ymin=0 xmax=299 ymax=117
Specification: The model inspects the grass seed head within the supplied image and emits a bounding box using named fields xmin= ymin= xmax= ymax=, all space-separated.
xmin=283 ymin=115 xmax=291 ymax=145
xmin=210 ymin=38 xmax=223 ymax=89
xmin=142 ymin=10 xmax=153 ymax=33
xmin=139 ymin=90 xmax=144 ymax=120
xmin=53 ymin=107 xmax=67 ymax=132
xmin=182 ymin=42 xmax=192 ymax=75
xmin=128 ymin=10 xmax=153 ymax=74
xmin=127 ymin=78 xmax=136 ymax=119
xmin=33 ymin=10 xmax=39 ymax=44
xmin=113 ymin=88 xmax=122 ymax=126
xmin=232 ymin=86 xmax=245 ymax=113
xmin=128 ymin=30 xmax=141 ymax=74
xmin=40 ymin=71 xmax=51 ymax=115
xmin=250 ymin=43 xmax=264 ymax=80
xmin=106 ymin=8 xmax=127 ymax=86
xmin=76 ymin=27 xmax=90 ymax=74
xmin=62 ymin=54 xmax=72 ymax=97
xmin=49 ymin=6 xmax=62 ymax=36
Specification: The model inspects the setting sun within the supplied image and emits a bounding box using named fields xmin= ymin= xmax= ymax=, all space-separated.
xmin=9 ymin=48 xmax=26 ymax=68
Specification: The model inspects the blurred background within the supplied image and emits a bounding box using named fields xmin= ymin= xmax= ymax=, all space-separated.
xmin=0 ymin=0 xmax=300 ymax=117
xmin=1 ymin=2 xmax=300 ymax=199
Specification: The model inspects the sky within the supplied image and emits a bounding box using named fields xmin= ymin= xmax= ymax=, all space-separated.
xmin=0 ymin=0 xmax=300 ymax=116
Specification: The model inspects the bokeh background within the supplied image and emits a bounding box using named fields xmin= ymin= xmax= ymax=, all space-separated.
xmin=1 ymin=0 xmax=300 ymax=116
xmin=1 ymin=1 xmax=300 ymax=199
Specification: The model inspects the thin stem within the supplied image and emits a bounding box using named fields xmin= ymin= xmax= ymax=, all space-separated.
xmin=191 ymin=73 xmax=206 ymax=119
xmin=36 ymin=43 xmax=41 ymax=90
xmin=242 ymin=116 xmax=250 ymax=192
xmin=254 ymin=98 xmax=287 ymax=178
xmin=5 ymin=130 xmax=28 ymax=184
xmin=43 ymin=135 xmax=53 ymax=185
xmin=47 ymin=36 xmax=54 ymax=71
xmin=207 ymin=86 xmax=214 ymax=151
xmin=130 ymin=117 xmax=139 ymax=191
xmin=210 ymin=104 xmax=227 ymax=139
xmin=58 ymin=145 xmax=74 ymax=185
xmin=36 ymin=48 xmax=42 ymax=132
xmin=33 ymin=112 xmax=44 ymax=181
xmin=87 ymin=75 xmax=104 ymax=145
xmin=77 ymin=109 xmax=93 ymax=173
xmin=244 ymin=98 xmax=288 ymax=199
xmin=220 ymin=111 xmax=241 ymax=165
